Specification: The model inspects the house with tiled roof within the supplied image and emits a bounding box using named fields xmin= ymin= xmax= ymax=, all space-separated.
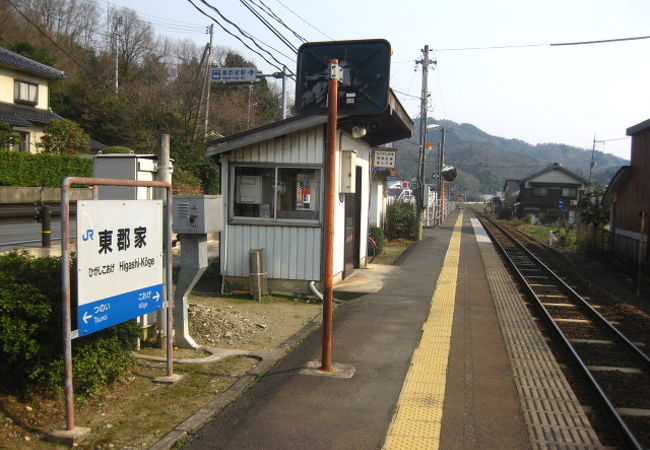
xmin=0 ymin=47 xmax=65 ymax=153
xmin=515 ymin=163 xmax=587 ymax=223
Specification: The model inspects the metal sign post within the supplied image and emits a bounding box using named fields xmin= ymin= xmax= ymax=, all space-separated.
xmin=57 ymin=177 xmax=176 ymax=440
xmin=296 ymin=40 xmax=391 ymax=376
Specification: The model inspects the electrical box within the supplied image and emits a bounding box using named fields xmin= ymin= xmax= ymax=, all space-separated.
xmin=340 ymin=149 xmax=357 ymax=193
xmin=173 ymin=195 xmax=223 ymax=234
xmin=93 ymin=154 xmax=159 ymax=200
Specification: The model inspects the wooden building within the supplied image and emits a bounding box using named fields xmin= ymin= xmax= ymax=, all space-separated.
xmin=603 ymin=118 xmax=650 ymax=262
xmin=516 ymin=163 xmax=587 ymax=223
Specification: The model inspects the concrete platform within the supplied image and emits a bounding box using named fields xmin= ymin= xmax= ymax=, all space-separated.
xmin=151 ymin=208 xmax=601 ymax=448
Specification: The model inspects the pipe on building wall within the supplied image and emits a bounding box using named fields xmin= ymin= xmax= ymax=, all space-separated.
xmin=309 ymin=280 xmax=323 ymax=302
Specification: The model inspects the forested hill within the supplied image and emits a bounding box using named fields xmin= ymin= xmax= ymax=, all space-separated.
xmin=392 ymin=119 xmax=628 ymax=200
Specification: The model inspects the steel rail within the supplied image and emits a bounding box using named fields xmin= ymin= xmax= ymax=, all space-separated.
xmin=485 ymin=217 xmax=650 ymax=370
xmin=479 ymin=216 xmax=644 ymax=450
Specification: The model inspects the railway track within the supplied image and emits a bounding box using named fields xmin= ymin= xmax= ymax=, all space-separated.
xmin=479 ymin=215 xmax=650 ymax=449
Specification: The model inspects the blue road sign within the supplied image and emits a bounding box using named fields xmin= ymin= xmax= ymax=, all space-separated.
xmin=210 ymin=67 xmax=258 ymax=83
xmin=557 ymin=199 xmax=564 ymax=211
xmin=77 ymin=283 xmax=163 ymax=336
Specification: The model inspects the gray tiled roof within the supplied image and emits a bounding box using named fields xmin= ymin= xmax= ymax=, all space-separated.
xmin=0 ymin=102 xmax=58 ymax=126
xmin=0 ymin=47 xmax=65 ymax=80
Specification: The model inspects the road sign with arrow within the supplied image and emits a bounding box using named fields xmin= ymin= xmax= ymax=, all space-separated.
xmin=210 ymin=67 xmax=259 ymax=83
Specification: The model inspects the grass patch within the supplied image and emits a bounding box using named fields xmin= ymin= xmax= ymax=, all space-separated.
xmin=373 ymin=238 xmax=416 ymax=265
xmin=0 ymin=356 xmax=257 ymax=449
xmin=505 ymin=220 xmax=577 ymax=250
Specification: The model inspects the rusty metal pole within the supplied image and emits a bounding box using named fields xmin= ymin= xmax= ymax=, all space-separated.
xmin=321 ymin=59 xmax=339 ymax=372
xmin=165 ymin=187 xmax=174 ymax=376
xmin=61 ymin=180 xmax=74 ymax=430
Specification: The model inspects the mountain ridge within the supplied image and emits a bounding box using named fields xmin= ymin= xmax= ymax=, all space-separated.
xmin=392 ymin=118 xmax=628 ymax=200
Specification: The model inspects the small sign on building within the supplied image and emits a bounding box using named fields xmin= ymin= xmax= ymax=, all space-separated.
xmin=373 ymin=149 xmax=396 ymax=168
xmin=76 ymin=200 xmax=163 ymax=336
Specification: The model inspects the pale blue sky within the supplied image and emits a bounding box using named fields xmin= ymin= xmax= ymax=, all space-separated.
xmin=113 ymin=0 xmax=649 ymax=159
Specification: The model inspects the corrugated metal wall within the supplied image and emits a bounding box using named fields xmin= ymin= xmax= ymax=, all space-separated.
xmin=226 ymin=225 xmax=321 ymax=280
xmin=222 ymin=125 xmax=324 ymax=281
xmin=228 ymin=126 xmax=323 ymax=165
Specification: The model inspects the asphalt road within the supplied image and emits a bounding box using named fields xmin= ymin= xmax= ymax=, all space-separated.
xmin=0 ymin=219 xmax=76 ymax=247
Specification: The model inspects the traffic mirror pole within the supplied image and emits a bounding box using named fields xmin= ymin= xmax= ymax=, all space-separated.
xmin=321 ymin=59 xmax=340 ymax=371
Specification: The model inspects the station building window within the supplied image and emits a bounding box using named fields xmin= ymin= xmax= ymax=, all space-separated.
xmin=232 ymin=165 xmax=321 ymax=222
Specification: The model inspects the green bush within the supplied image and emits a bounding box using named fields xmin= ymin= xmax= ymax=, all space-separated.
xmin=101 ymin=146 xmax=134 ymax=154
xmin=369 ymin=225 xmax=385 ymax=255
xmin=173 ymin=168 xmax=204 ymax=194
xmin=39 ymin=119 xmax=90 ymax=154
xmin=386 ymin=201 xmax=416 ymax=240
xmin=0 ymin=251 xmax=138 ymax=395
xmin=0 ymin=150 xmax=92 ymax=187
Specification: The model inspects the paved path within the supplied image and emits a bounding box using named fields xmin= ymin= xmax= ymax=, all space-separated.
xmin=182 ymin=209 xmax=532 ymax=449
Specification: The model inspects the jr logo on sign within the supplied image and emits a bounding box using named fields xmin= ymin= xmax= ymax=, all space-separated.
xmin=82 ymin=229 xmax=94 ymax=241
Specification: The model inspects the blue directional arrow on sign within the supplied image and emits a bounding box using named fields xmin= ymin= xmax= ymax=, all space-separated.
xmin=77 ymin=284 xmax=163 ymax=336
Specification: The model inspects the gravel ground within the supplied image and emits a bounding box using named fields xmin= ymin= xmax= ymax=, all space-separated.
xmin=187 ymin=293 xmax=322 ymax=351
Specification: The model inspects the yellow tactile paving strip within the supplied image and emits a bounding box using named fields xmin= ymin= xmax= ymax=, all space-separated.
xmin=384 ymin=211 xmax=464 ymax=450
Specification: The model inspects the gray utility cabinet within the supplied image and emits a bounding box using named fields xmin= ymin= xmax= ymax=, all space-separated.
xmin=93 ymin=154 xmax=158 ymax=200
xmin=173 ymin=195 xmax=223 ymax=234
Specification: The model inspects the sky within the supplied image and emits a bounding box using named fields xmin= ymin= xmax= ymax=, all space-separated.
xmin=110 ymin=0 xmax=649 ymax=160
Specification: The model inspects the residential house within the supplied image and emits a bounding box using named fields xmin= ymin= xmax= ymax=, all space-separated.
xmin=0 ymin=47 xmax=65 ymax=153
xmin=603 ymin=118 xmax=650 ymax=263
xmin=497 ymin=179 xmax=520 ymax=219
xmin=207 ymin=91 xmax=412 ymax=294
xmin=516 ymin=163 xmax=587 ymax=223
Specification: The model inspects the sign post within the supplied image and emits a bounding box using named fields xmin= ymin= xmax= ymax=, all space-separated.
xmin=56 ymin=177 xmax=176 ymax=442
xmin=296 ymin=40 xmax=391 ymax=376
xmin=320 ymin=59 xmax=340 ymax=371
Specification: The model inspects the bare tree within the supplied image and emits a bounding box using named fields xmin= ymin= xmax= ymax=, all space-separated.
xmin=21 ymin=0 xmax=99 ymax=47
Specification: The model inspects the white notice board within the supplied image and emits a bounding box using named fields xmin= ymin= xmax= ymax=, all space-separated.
xmin=76 ymin=200 xmax=163 ymax=336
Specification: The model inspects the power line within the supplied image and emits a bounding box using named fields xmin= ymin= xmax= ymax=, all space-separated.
xmin=436 ymin=35 xmax=650 ymax=52
xmin=271 ymin=0 xmax=335 ymax=41
xmin=393 ymin=89 xmax=420 ymax=99
xmin=247 ymin=0 xmax=307 ymax=44
xmin=187 ymin=0 xmax=296 ymax=78
xmin=239 ymin=0 xmax=299 ymax=53
xmin=436 ymin=43 xmax=547 ymax=52
xmin=550 ymin=35 xmax=650 ymax=47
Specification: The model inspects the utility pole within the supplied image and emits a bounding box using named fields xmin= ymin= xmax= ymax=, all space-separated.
xmin=281 ymin=65 xmax=288 ymax=119
xmin=437 ymin=127 xmax=446 ymax=226
xmin=203 ymin=24 xmax=214 ymax=143
xmin=112 ymin=15 xmax=122 ymax=95
xmin=415 ymin=45 xmax=435 ymax=240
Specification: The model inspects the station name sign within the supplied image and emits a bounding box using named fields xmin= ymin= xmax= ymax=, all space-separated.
xmin=76 ymin=200 xmax=163 ymax=336
xmin=210 ymin=66 xmax=258 ymax=83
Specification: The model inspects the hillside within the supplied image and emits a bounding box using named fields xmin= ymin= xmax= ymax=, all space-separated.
xmin=393 ymin=119 xmax=628 ymax=200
